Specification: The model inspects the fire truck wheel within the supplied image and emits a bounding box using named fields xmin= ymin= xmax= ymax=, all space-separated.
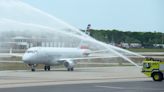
xmin=152 ymin=72 xmax=163 ymax=81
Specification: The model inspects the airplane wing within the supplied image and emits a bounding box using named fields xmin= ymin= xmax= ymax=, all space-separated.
xmin=90 ymin=49 xmax=109 ymax=53
xmin=74 ymin=56 xmax=119 ymax=60
xmin=59 ymin=55 xmax=119 ymax=62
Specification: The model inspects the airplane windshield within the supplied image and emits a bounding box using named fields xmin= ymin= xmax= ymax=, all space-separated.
xmin=26 ymin=50 xmax=37 ymax=53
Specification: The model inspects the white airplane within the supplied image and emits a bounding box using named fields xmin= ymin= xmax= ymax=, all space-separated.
xmin=22 ymin=47 xmax=98 ymax=71
xmin=7 ymin=47 xmax=140 ymax=72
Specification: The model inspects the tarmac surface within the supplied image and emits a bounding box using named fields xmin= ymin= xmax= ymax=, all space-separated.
xmin=0 ymin=66 xmax=152 ymax=88
xmin=0 ymin=66 xmax=163 ymax=92
xmin=0 ymin=81 xmax=163 ymax=92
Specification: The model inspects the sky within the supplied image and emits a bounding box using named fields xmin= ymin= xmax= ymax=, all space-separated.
xmin=23 ymin=0 xmax=164 ymax=32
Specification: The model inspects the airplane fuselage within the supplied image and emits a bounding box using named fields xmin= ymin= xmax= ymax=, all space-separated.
xmin=22 ymin=47 xmax=90 ymax=71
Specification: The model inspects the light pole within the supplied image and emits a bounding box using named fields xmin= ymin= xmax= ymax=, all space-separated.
xmin=86 ymin=24 xmax=91 ymax=35
xmin=162 ymin=33 xmax=164 ymax=44
xmin=162 ymin=33 xmax=164 ymax=48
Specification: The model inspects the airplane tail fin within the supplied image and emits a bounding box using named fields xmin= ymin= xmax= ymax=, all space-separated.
xmin=78 ymin=40 xmax=89 ymax=49
xmin=79 ymin=44 xmax=89 ymax=49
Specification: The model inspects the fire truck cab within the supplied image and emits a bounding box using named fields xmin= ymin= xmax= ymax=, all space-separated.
xmin=142 ymin=58 xmax=164 ymax=81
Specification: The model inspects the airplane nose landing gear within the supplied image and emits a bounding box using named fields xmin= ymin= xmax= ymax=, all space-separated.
xmin=28 ymin=64 xmax=37 ymax=72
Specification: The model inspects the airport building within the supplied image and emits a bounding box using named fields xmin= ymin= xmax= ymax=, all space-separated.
xmin=0 ymin=35 xmax=79 ymax=52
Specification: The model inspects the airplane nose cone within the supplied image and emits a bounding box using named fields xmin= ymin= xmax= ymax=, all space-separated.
xmin=22 ymin=54 xmax=33 ymax=63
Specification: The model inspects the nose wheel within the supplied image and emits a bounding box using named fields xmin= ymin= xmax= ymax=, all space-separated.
xmin=29 ymin=64 xmax=37 ymax=72
xmin=44 ymin=66 xmax=51 ymax=71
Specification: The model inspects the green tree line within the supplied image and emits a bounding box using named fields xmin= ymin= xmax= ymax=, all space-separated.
xmin=89 ymin=29 xmax=164 ymax=48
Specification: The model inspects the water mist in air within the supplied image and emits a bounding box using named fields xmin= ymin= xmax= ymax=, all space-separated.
xmin=0 ymin=0 xmax=144 ymax=67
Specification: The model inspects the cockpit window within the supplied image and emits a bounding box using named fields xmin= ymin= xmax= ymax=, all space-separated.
xmin=26 ymin=50 xmax=37 ymax=53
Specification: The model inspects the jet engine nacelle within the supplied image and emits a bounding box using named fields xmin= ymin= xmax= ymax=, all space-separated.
xmin=63 ymin=60 xmax=75 ymax=68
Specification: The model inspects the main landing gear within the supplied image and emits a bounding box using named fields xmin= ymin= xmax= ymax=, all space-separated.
xmin=67 ymin=67 xmax=74 ymax=71
xmin=29 ymin=64 xmax=51 ymax=72
xmin=44 ymin=66 xmax=51 ymax=71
